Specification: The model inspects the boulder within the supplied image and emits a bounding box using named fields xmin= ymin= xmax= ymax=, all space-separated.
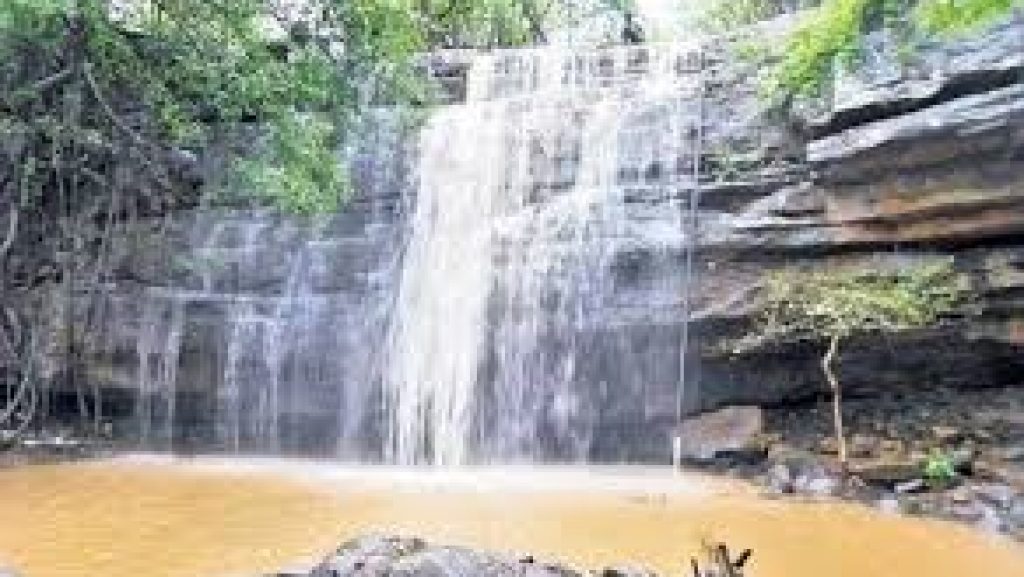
xmin=306 ymin=536 xmax=584 ymax=577
xmin=672 ymin=406 xmax=765 ymax=463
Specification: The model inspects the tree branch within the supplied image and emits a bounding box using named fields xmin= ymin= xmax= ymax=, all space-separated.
xmin=0 ymin=205 xmax=20 ymax=260
xmin=823 ymin=334 xmax=847 ymax=466
xmin=82 ymin=61 xmax=174 ymax=192
xmin=31 ymin=68 xmax=74 ymax=93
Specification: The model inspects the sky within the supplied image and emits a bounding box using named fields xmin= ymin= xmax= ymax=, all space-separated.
xmin=634 ymin=0 xmax=702 ymax=41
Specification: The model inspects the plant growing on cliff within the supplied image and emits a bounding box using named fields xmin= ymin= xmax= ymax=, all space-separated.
xmin=701 ymin=0 xmax=1024 ymax=101
xmin=923 ymin=448 xmax=957 ymax=483
xmin=738 ymin=260 xmax=966 ymax=466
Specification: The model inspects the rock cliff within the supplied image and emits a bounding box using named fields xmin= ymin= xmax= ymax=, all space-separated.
xmin=67 ymin=13 xmax=1024 ymax=461
xmin=691 ymin=14 xmax=1024 ymax=408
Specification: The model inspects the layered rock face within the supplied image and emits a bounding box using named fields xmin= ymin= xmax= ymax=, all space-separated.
xmin=80 ymin=116 xmax=413 ymax=455
xmin=692 ymin=14 xmax=1024 ymax=407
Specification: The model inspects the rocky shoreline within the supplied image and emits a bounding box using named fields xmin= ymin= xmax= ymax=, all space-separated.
xmin=677 ymin=384 xmax=1024 ymax=541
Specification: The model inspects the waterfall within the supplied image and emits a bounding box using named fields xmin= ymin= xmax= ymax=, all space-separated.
xmin=385 ymin=44 xmax=704 ymax=465
xmin=135 ymin=293 xmax=184 ymax=450
xmin=114 ymin=42 xmax=704 ymax=463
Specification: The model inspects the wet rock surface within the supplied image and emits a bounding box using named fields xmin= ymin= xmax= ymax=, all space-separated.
xmin=672 ymin=406 xmax=765 ymax=463
xmin=697 ymin=385 xmax=1024 ymax=541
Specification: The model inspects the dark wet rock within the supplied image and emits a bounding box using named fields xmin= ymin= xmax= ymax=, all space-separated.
xmin=950 ymin=449 xmax=977 ymax=476
xmin=596 ymin=567 xmax=656 ymax=577
xmin=672 ymin=406 xmax=764 ymax=463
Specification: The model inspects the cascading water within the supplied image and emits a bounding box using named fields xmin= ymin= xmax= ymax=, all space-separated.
xmin=134 ymin=293 xmax=184 ymax=450
xmin=385 ymin=43 xmax=704 ymax=465
xmin=106 ymin=39 xmax=704 ymax=464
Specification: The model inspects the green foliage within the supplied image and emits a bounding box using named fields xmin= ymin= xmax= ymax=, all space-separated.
xmin=705 ymin=0 xmax=1024 ymax=100
xmin=702 ymin=0 xmax=819 ymax=33
xmin=411 ymin=0 xmax=634 ymax=47
xmin=0 ymin=0 xmax=419 ymax=213
xmin=916 ymin=0 xmax=1022 ymax=35
xmin=754 ymin=260 xmax=966 ymax=344
xmin=767 ymin=0 xmax=876 ymax=98
xmin=923 ymin=449 xmax=957 ymax=482
xmin=740 ymin=260 xmax=967 ymax=466
xmin=0 ymin=0 xmax=636 ymax=214
xmin=235 ymin=114 xmax=347 ymax=214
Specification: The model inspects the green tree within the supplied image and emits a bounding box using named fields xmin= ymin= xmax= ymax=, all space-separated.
xmin=739 ymin=261 xmax=966 ymax=466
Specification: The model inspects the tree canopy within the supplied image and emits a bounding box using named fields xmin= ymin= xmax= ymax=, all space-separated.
xmin=0 ymin=0 xmax=636 ymax=216
xmin=755 ymin=260 xmax=966 ymax=343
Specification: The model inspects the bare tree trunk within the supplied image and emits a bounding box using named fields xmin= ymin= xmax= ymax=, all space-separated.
xmin=822 ymin=335 xmax=847 ymax=467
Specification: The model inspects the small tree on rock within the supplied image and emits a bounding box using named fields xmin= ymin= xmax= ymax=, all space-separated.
xmin=738 ymin=260 xmax=967 ymax=466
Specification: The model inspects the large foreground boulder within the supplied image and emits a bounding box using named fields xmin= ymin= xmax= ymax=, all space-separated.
xmin=302 ymin=535 xmax=586 ymax=577
xmin=276 ymin=536 xmax=747 ymax=577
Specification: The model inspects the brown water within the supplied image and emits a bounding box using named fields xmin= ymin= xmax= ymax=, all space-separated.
xmin=2 ymin=457 xmax=1024 ymax=577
